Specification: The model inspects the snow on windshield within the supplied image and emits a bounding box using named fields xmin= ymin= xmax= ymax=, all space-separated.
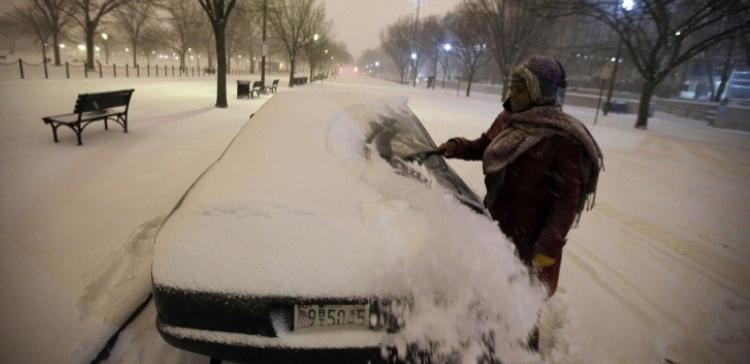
xmin=326 ymin=98 xmax=548 ymax=362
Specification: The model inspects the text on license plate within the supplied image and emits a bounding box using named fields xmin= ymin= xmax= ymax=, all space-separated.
xmin=293 ymin=304 xmax=369 ymax=331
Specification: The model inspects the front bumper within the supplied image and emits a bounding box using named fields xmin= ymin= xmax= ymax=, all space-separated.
xmin=153 ymin=285 xmax=414 ymax=363
xmin=157 ymin=318 xmax=400 ymax=363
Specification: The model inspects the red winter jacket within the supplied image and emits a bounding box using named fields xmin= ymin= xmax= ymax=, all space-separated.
xmin=450 ymin=111 xmax=583 ymax=295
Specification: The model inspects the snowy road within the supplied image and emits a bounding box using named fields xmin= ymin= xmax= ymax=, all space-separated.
xmin=1 ymin=75 xmax=749 ymax=363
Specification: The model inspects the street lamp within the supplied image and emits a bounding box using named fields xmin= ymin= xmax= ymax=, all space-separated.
xmin=101 ymin=33 xmax=109 ymax=64
xmin=313 ymin=33 xmax=319 ymax=42
xmin=411 ymin=52 xmax=418 ymax=60
xmin=603 ymin=0 xmax=631 ymax=116
xmin=436 ymin=43 xmax=453 ymax=89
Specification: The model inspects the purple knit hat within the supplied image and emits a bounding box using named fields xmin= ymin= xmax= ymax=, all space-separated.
xmin=513 ymin=56 xmax=567 ymax=105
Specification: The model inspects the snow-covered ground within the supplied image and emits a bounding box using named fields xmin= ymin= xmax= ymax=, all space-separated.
xmin=1 ymin=74 xmax=749 ymax=363
xmin=0 ymin=75 xmax=274 ymax=363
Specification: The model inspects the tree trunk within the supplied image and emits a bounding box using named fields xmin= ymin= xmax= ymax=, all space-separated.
xmin=288 ymin=55 xmax=296 ymax=88
xmin=309 ymin=63 xmax=313 ymax=83
xmin=715 ymin=61 xmax=732 ymax=102
xmin=132 ymin=44 xmax=138 ymax=67
xmin=52 ymin=32 xmax=61 ymax=66
xmin=705 ymin=61 xmax=716 ymax=100
xmin=214 ymin=26 xmax=228 ymax=108
xmin=635 ymin=80 xmax=655 ymax=129
xmin=714 ymin=42 xmax=735 ymax=102
xmin=466 ymin=71 xmax=474 ymax=97
xmin=180 ymin=50 xmax=186 ymax=72
xmin=86 ymin=29 xmax=95 ymax=70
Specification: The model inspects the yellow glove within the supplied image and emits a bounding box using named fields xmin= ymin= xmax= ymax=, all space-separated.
xmin=532 ymin=253 xmax=556 ymax=268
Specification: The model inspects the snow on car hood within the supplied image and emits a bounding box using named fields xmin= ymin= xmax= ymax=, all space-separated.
xmin=153 ymin=88 xmax=546 ymax=361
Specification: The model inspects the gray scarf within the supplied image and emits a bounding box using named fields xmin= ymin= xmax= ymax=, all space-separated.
xmin=483 ymin=105 xmax=604 ymax=219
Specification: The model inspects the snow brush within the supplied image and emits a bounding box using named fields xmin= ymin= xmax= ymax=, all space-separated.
xmin=402 ymin=149 xmax=443 ymax=163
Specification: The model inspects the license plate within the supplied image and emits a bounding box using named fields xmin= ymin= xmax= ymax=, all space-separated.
xmin=293 ymin=304 xmax=369 ymax=331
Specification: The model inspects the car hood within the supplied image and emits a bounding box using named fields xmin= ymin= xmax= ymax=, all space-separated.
xmin=152 ymin=88 xmax=484 ymax=298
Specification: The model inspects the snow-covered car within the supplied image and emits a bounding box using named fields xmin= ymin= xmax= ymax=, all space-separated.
xmin=151 ymin=90 xmax=487 ymax=362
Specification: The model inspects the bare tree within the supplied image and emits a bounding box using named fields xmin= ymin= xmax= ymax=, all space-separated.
xmin=576 ymin=0 xmax=750 ymax=128
xmin=113 ymin=0 xmax=153 ymax=67
xmin=7 ymin=3 xmax=54 ymax=63
xmin=163 ymin=0 xmax=202 ymax=72
xmin=140 ymin=23 xmax=166 ymax=67
xmin=198 ymin=0 xmax=239 ymax=108
xmin=268 ymin=0 xmax=325 ymax=87
xmin=67 ymin=0 xmax=128 ymax=70
xmin=380 ymin=16 xmax=413 ymax=84
xmin=28 ymin=0 xmax=74 ymax=65
xmin=445 ymin=7 xmax=492 ymax=97
xmin=463 ymin=0 xmax=557 ymax=97
xmin=0 ymin=15 xmax=26 ymax=55
xmin=233 ymin=1 xmax=261 ymax=74
xmin=303 ymin=21 xmax=332 ymax=81
xmin=419 ymin=15 xmax=446 ymax=88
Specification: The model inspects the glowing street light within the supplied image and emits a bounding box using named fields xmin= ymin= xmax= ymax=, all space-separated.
xmin=78 ymin=44 xmax=86 ymax=52
xmin=443 ymin=43 xmax=452 ymax=51
xmin=59 ymin=43 xmax=65 ymax=49
xmin=375 ymin=61 xmax=380 ymax=67
xmin=622 ymin=0 xmax=634 ymax=11
xmin=313 ymin=33 xmax=319 ymax=41
xmin=410 ymin=52 xmax=417 ymax=60
xmin=100 ymin=33 xmax=110 ymax=64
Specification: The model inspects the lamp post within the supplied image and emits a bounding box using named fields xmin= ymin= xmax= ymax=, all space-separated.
xmin=603 ymin=0 xmax=632 ymax=115
xmin=101 ymin=33 xmax=110 ymax=65
xmin=261 ymin=0 xmax=268 ymax=86
xmin=440 ymin=43 xmax=453 ymax=90
xmin=411 ymin=0 xmax=421 ymax=87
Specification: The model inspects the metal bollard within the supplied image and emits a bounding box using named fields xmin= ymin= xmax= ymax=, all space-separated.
xmin=18 ymin=59 xmax=24 ymax=79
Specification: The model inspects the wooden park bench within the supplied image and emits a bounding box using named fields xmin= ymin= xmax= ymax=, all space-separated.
xmin=251 ymin=81 xmax=264 ymax=98
xmin=237 ymin=80 xmax=264 ymax=99
xmin=42 ymin=89 xmax=134 ymax=146
xmin=266 ymin=79 xmax=279 ymax=94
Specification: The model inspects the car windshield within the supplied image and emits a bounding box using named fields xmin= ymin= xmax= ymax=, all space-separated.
xmin=358 ymin=100 xmax=486 ymax=214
